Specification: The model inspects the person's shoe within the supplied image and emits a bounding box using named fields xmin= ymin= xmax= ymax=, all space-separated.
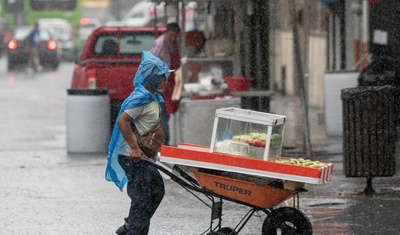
xmin=115 ymin=217 xmax=128 ymax=235
xmin=36 ymin=66 xmax=43 ymax=72
xmin=115 ymin=225 xmax=127 ymax=235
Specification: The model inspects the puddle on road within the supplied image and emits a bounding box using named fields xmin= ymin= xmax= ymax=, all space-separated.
xmin=301 ymin=198 xmax=353 ymax=234
xmin=303 ymin=198 xmax=350 ymax=208
xmin=298 ymin=197 xmax=400 ymax=234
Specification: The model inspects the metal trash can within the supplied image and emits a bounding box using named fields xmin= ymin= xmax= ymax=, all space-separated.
xmin=341 ymin=86 xmax=397 ymax=193
xmin=66 ymin=89 xmax=110 ymax=153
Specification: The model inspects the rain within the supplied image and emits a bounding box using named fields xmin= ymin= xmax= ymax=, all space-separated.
xmin=1 ymin=0 xmax=400 ymax=234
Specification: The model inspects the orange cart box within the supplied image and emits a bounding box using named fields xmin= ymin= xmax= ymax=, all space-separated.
xmin=193 ymin=170 xmax=296 ymax=208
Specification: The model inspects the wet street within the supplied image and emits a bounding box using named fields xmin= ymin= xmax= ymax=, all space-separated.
xmin=1 ymin=55 xmax=400 ymax=235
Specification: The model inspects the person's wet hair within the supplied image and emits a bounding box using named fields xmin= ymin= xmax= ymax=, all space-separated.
xmin=166 ymin=22 xmax=180 ymax=33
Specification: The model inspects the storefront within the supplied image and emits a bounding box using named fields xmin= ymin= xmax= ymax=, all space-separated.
xmin=151 ymin=0 xmax=272 ymax=145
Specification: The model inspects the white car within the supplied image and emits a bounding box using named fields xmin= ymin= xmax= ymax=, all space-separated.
xmin=78 ymin=18 xmax=101 ymax=41
xmin=104 ymin=21 xmax=126 ymax=27
xmin=124 ymin=0 xmax=197 ymax=31
xmin=38 ymin=18 xmax=76 ymax=61
xmin=78 ymin=18 xmax=101 ymax=48
xmin=124 ymin=1 xmax=165 ymax=27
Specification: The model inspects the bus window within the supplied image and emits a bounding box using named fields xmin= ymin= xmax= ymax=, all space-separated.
xmin=30 ymin=0 xmax=77 ymax=11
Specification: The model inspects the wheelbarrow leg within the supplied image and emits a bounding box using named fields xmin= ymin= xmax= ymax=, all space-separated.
xmin=232 ymin=208 xmax=258 ymax=234
xmin=211 ymin=199 xmax=223 ymax=221
xmin=208 ymin=198 xmax=223 ymax=233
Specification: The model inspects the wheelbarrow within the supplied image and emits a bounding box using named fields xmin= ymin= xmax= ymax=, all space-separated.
xmin=146 ymin=158 xmax=313 ymax=235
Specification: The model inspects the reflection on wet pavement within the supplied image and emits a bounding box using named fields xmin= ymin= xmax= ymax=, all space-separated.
xmin=298 ymin=196 xmax=400 ymax=234
xmin=302 ymin=198 xmax=351 ymax=234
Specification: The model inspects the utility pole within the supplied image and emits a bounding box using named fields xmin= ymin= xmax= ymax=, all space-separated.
xmin=112 ymin=0 xmax=122 ymax=21
xmin=5 ymin=0 xmax=24 ymax=26
xmin=289 ymin=0 xmax=313 ymax=159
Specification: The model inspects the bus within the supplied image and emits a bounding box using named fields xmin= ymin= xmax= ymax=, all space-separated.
xmin=1 ymin=0 xmax=81 ymax=29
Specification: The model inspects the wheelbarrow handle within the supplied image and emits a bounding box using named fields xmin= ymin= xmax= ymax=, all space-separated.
xmin=140 ymin=157 xmax=203 ymax=192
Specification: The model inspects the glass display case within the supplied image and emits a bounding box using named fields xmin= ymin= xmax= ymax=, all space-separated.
xmin=210 ymin=107 xmax=286 ymax=161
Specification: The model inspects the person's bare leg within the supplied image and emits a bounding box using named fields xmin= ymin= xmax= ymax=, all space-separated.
xmin=27 ymin=54 xmax=34 ymax=73
xmin=34 ymin=56 xmax=42 ymax=71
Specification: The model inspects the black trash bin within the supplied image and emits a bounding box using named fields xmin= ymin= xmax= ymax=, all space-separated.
xmin=341 ymin=86 xmax=397 ymax=194
xmin=358 ymin=56 xmax=400 ymax=133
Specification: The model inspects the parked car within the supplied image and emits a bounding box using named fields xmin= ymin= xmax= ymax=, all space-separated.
xmin=104 ymin=21 xmax=126 ymax=27
xmin=71 ymin=26 xmax=165 ymax=128
xmin=7 ymin=26 xmax=60 ymax=71
xmin=0 ymin=18 xmax=11 ymax=55
xmin=124 ymin=1 xmax=166 ymax=27
xmin=38 ymin=18 xmax=76 ymax=61
xmin=78 ymin=17 xmax=101 ymax=48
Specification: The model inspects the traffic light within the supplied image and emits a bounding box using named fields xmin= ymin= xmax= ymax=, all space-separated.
xmin=4 ymin=0 xmax=23 ymax=13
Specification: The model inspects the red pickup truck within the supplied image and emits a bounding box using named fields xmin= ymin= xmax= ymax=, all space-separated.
xmin=70 ymin=26 xmax=164 ymax=127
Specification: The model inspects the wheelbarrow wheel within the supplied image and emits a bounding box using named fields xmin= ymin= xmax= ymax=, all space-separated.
xmin=262 ymin=207 xmax=312 ymax=235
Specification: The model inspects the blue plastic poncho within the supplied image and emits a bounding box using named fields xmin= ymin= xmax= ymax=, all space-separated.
xmin=105 ymin=51 xmax=171 ymax=191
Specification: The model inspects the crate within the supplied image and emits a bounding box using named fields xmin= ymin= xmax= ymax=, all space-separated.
xmin=226 ymin=77 xmax=253 ymax=91
xmin=210 ymin=107 xmax=286 ymax=161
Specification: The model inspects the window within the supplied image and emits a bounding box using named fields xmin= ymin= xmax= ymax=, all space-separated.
xmin=131 ymin=12 xmax=145 ymax=19
xmin=120 ymin=33 xmax=156 ymax=55
xmin=92 ymin=33 xmax=157 ymax=56
xmin=92 ymin=35 xmax=118 ymax=56
xmin=30 ymin=0 xmax=77 ymax=11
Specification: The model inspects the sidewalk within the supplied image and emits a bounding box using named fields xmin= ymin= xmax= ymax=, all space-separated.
xmin=269 ymin=93 xmax=400 ymax=198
